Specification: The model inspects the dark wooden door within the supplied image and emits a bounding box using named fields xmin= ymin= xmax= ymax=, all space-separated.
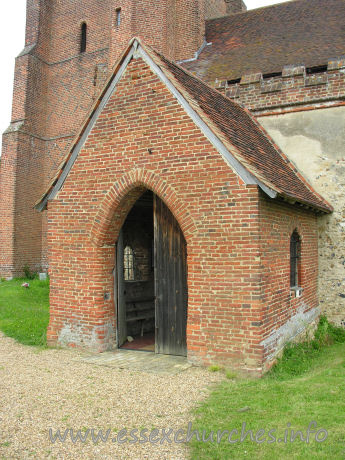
xmin=154 ymin=196 xmax=187 ymax=356
xmin=116 ymin=229 xmax=127 ymax=347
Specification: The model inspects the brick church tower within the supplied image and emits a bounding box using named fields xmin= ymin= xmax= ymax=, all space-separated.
xmin=0 ymin=0 xmax=245 ymax=278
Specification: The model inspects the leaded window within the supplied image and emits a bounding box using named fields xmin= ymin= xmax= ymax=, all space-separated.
xmin=124 ymin=246 xmax=134 ymax=281
xmin=290 ymin=230 xmax=301 ymax=287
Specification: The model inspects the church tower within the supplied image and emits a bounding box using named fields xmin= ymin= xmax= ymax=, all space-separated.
xmin=110 ymin=0 xmax=205 ymax=63
xmin=0 ymin=0 xmax=243 ymax=277
xmin=205 ymin=0 xmax=246 ymax=19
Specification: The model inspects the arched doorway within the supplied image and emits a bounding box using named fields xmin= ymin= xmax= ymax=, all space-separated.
xmin=116 ymin=190 xmax=188 ymax=356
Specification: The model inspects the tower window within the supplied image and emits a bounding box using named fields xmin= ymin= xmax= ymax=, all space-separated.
xmin=290 ymin=230 xmax=301 ymax=288
xmin=124 ymin=246 xmax=134 ymax=281
xmin=80 ymin=22 xmax=87 ymax=53
xmin=115 ymin=8 xmax=121 ymax=27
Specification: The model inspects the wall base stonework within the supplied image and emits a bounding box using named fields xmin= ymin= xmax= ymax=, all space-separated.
xmin=55 ymin=320 xmax=116 ymax=352
xmin=261 ymin=305 xmax=320 ymax=364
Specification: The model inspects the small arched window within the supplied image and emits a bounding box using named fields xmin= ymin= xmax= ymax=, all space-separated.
xmin=124 ymin=246 xmax=134 ymax=281
xmin=290 ymin=230 xmax=301 ymax=288
xmin=80 ymin=22 xmax=87 ymax=53
xmin=115 ymin=8 xmax=121 ymax=27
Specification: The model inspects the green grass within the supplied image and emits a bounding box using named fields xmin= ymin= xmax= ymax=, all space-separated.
xmin=190 ymin=317 xmax=345 ymax=459
xmin=0 ymin=279 xmax=344 ymax=458
xmin=0 ymin=278 xmax=50 ymax=347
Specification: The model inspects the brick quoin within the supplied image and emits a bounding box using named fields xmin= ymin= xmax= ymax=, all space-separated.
xmin=46 ymin=57 xmax=321 ymax=373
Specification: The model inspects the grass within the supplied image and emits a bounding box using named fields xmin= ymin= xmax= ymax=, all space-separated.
xmin=0 ymin=278 xmax=50 ymax=347
xmin=208 ymin=365 xmax=223 ymax=373
xmin=190 ymin=317 xmax=345 ymax=459
xmin=0 ymin=278 xmax=344 ymax=458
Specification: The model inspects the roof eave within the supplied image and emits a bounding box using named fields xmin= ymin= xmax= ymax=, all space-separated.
xmin=277 ymin=192 xmax=333 ymax=214
xmin=35 ymin=38 xmax=332 ymax=215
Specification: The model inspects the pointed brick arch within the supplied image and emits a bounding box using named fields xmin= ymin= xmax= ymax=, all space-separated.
xmin=90 ymin=168 xmax=197 ymax=247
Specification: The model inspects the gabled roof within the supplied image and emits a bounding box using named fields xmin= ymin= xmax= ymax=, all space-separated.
xmin=183 ymin=0 xmax=345 ymax=82
xmin=35 ymin=38 xmax=332 ymax=213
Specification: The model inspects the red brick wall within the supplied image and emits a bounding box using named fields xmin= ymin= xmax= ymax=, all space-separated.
xmin=34 ymin=0 xmax=111 ymax=63
xmin=25 ymin=0 xmax=40 ymax=46
xmin=0 ymin=132 xmax=17 ymax=278
xmin=46 ymin=57 xmax=319 ymax=372
xmin=0 ymin=0 xmax=219 ymax=277
xmin=0 ymin=0 xmax=112 ymax=276
xmin=205 ymin=0 xmax=246 ymax=19
xmin=216 ymin=65 xmax=345 ymax=115
xmin=110 ymin=0 xmax=206 ymax=63
xmin=0 ymin=47 xmax=47 ymax=276
xmin=259 ymin=195 xmax=319 ymax=367
xmin=214 ymin=63 xmax=344 ymax=330
xmin=47 ymin=57 xmax=264 ymax=370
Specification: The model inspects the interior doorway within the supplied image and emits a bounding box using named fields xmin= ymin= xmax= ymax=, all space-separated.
xmin=116 ymin=190 xmax=187 ymax=357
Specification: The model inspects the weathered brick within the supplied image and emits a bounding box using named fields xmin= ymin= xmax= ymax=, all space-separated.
xmin=45 ymin=57 xmax=320 ymax=373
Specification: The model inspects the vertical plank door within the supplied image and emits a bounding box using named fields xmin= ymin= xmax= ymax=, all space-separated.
xmin=154 ymin=195 xmax=187 ymax=356
xmin=116 ymin=229 xmax=127 ymax=347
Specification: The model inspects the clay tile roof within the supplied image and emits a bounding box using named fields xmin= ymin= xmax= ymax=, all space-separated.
xmin=36 ymin=39 xmax=333 ymax=213
xmin=182 ymin=0 xmax=345 ymax=82
xmin=150 ymin=47 xmax=332 ymax=212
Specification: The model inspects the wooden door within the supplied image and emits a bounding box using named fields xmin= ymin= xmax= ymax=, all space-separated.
xmin=154 ymin=196 xmax=187 ymax=356
xmin=116 ymin=229 xmax=127 ymax=347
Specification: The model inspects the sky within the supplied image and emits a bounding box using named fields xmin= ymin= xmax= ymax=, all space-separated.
xmin=0 ymin=0 xmax=290 ymax=151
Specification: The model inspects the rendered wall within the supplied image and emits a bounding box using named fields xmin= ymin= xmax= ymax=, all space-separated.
xmin=259 ymin=106 xmax=345 ymax=327
xmin=215 ymin=60 xmax=345 ymax=327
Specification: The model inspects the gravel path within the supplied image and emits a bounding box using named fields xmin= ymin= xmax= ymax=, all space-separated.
xmin=0 ymin=333 xmax=223 ymax=459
